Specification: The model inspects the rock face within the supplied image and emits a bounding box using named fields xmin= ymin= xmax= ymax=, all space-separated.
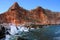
xmin=0 ymin=2 xmax=60 ymax=25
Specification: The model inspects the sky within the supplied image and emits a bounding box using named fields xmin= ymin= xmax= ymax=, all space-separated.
xmin=0 ymin=0 xmax=60 ymax=13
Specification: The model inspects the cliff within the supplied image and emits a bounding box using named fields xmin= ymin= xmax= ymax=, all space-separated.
xmin=0 ymin=2 xmax=60 ymax=25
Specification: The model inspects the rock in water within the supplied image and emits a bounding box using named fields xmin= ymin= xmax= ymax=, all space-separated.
xmin=0 ymin=25 xmax=6 ymax=39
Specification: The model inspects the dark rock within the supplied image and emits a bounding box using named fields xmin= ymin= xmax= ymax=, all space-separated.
xmin=0 ymin=25 xmax=6 ymax=39
xmin=17 ymin=37 xmax=28 ymax=40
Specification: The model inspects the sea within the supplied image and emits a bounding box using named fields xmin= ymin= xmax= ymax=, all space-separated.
xmin=0 ymin=24 xmax=60 ymax=40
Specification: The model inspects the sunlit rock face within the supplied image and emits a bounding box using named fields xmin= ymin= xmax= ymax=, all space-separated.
xmin=0 ymin=2 xmax=29 ymax=24
xmin=0 ymin=2 xmax=60 ymax=26
xmin=30 ymin=7 xmax=49 ymax=24
xmin=0 ymin=2 xmax=60 ymax=40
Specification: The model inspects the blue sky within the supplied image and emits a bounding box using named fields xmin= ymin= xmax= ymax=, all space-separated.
xmin=0 ymin=0 xmax=60 ymax=13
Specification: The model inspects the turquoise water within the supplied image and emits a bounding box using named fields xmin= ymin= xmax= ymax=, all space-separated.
xmin=9 ymin=25 xmax=60 ymax=40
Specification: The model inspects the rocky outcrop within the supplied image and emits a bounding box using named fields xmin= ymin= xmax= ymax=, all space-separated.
xmin=0 ymin=2 xmax=60 ymax=25
xmin=0 ymin=25 xmax=6 ymax=39
xmin=0 ymin=2 xmax=29 ymax=24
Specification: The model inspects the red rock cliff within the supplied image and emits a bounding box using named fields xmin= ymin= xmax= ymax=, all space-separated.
xmin=0 ymin=2 xmax=60 ymax=25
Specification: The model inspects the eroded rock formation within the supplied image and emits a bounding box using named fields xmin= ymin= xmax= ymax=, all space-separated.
xmin=0 ymin=2 xmax=60 ymax=25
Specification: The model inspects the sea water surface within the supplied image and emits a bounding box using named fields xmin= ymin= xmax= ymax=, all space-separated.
xmin=4 ymin=25 xmax=60 ymax=40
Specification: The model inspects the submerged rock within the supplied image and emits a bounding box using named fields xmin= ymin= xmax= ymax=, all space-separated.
xmin=17 ymin=37 xmax=28 ymax=40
